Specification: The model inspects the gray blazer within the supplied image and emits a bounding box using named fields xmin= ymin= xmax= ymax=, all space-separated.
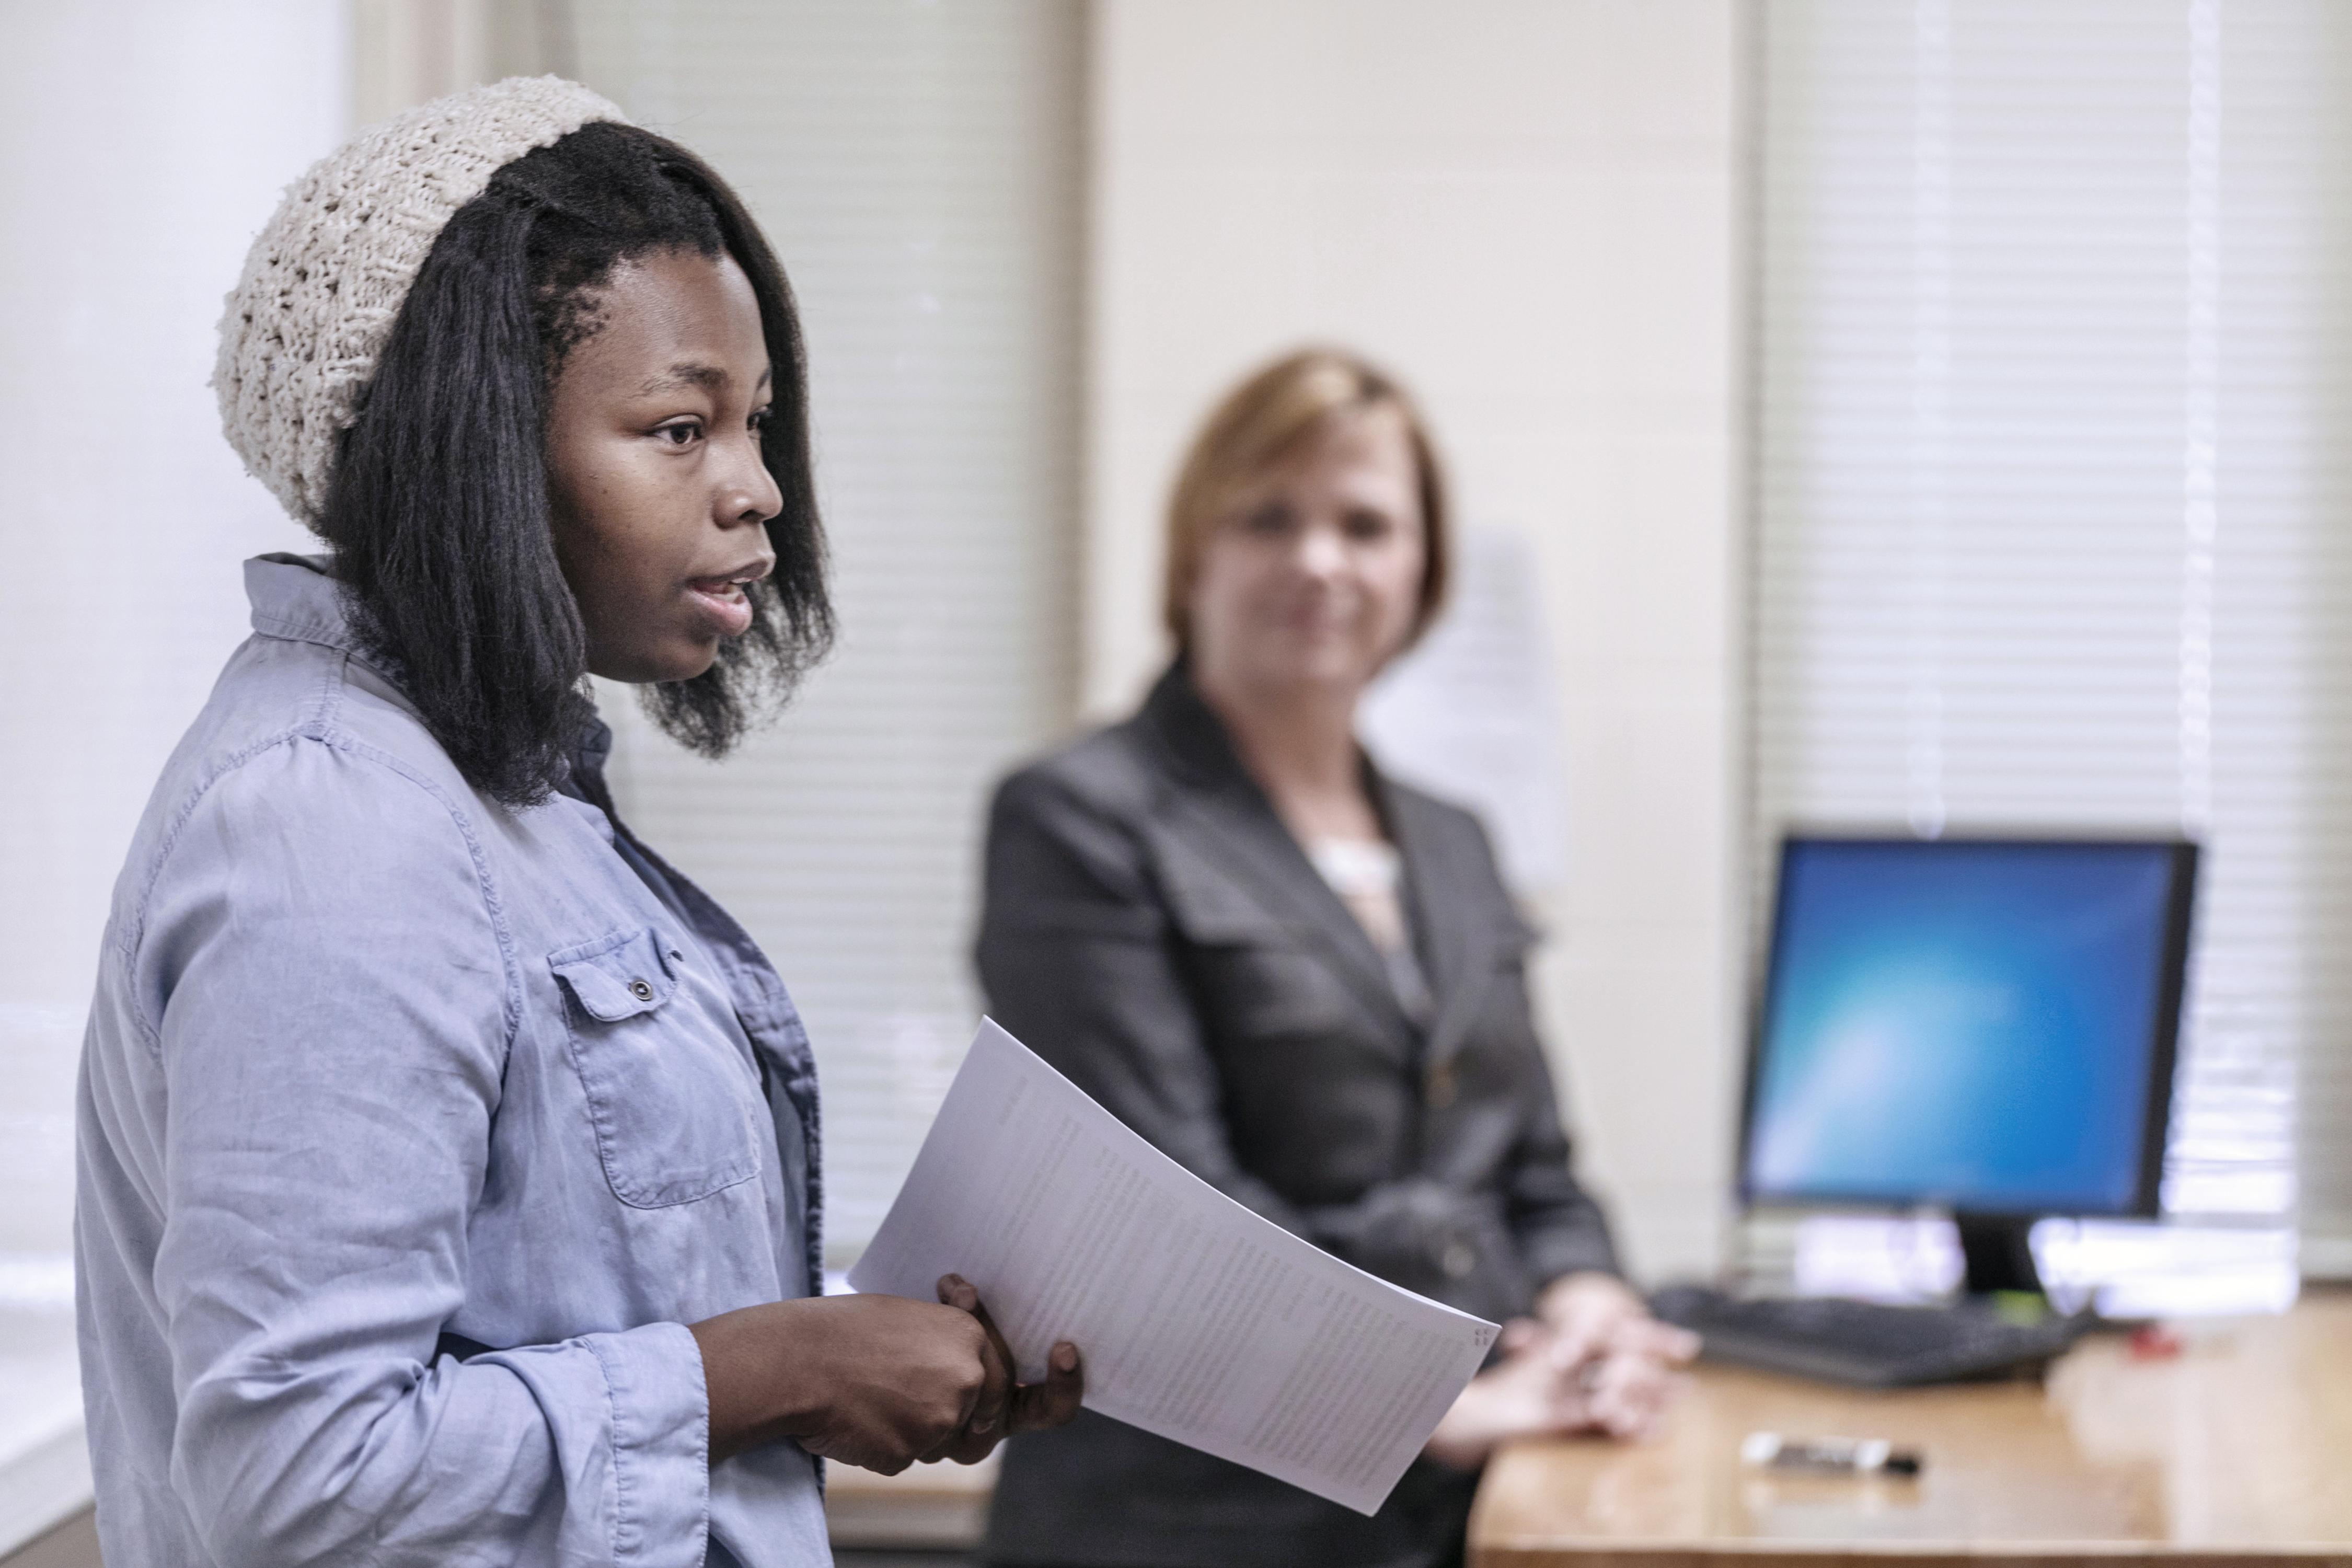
xmin=976 ymin=665 xmax=1617 ymax=1568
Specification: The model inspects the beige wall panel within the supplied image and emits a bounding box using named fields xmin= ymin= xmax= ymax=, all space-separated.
xmin=1088 ymin=0 xmax=1748 ymax=1277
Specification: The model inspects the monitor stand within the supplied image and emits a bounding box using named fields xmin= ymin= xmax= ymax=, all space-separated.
xmin=1955 ymin=1214 xmax=2043 ymax=1296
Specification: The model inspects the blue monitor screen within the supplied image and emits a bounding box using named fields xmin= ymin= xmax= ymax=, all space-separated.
xmin=1744 ymin=838 xmax=2190 ymax=1216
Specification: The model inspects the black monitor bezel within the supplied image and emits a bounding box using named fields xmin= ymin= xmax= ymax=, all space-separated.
xmin=1736 ymin=831 xmax=2199 ymax=1221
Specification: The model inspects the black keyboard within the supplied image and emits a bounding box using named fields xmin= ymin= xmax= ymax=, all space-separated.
xmin=1648 ymin=1284 xmax=2091 ymax=1388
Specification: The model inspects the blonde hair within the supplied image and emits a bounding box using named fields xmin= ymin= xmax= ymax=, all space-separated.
xmin=1161 ymin=346 xmax=1450 ymax=650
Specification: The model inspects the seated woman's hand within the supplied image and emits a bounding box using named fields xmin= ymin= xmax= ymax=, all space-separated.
xmin=1422 ymin=1289 xmax=1698 ymax=1468
xmin=1532 ymin=1271 xmax=1700 ymax=1374
xmin=1572 ymin=1339 xmax=1684 ymax=1441
xmin=688 ymin=1282 xmax=1081 ymax=1473
xmin=1423 ymin=1321 xmax=1588 ymax=1469
xmin=1525 ymin=1273 xmax=1698 ymax=1443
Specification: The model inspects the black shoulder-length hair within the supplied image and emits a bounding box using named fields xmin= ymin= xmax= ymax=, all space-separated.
xmin=322 ymin=120 xmax=833 ymax=807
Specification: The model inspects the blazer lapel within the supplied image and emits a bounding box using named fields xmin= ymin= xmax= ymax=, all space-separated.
xmin=1379 ymin=775 xmax=1518 ymax=1076
xmin=1142 ymin=668 xmax=1423 ymax=1059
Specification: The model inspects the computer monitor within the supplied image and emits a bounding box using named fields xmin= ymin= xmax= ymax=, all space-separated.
xmin=1740 ymin=835 xmax=2198 ymax=1294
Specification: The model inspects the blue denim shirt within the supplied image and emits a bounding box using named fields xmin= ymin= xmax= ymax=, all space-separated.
xmin=76 ymin=555 xmax=831 ymax=1567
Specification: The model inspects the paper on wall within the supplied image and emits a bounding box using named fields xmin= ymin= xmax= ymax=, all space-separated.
xmin=1359 ymin=524 xmax=1568 ymax=894
xmin=847 ymin=1020 xmax=1499 ymax=1516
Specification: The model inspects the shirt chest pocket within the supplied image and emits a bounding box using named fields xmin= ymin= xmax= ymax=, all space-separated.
xmin=550 ymin=927 xmax=764 ymax=1209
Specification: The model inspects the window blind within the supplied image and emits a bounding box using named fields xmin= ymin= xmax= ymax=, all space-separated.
xmin=1754 ymin=0 xmax=2352 ymax=1272
xmin=572 ymin=0 xmax=1082 ymax=1264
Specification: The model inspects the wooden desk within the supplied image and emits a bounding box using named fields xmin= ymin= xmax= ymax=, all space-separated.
xmin=824 ymin=1448 xmax=996 ymax=1549
xmin=1470 ymin=1292 xmax=2352 ymax=1567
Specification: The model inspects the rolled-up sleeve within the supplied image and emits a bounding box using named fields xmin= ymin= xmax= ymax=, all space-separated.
xmin=141 ymin=735 xmax=709 ymax=1567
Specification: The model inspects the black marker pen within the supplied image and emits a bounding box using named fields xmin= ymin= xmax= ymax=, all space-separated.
xmin=1742 ymin=1431 xmax=1923 ymax=1477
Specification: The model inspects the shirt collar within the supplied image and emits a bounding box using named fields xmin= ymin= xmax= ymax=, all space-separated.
xmin=246 ymin=551 xmax=618 ymax=798
xmin=244 ymin=550 xmax=421 ymax=698
xmin=243 ymin=552 xmax=428 ymax=724
xmin=244 ymin=552 xmax=368 ymax=657
xmin=564 ymin=709 xmax=617 ymax=805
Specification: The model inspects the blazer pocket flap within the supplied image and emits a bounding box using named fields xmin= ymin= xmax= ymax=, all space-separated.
xmin=549 ymin=928 xmax=679 ymax=1022
xmin=995 ymin=898 xmax=1165 ymax=943
xmin=1160 ymin=870 xmax=1291 ymax=946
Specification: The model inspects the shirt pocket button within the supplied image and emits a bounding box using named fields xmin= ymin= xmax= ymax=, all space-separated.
xmin=628 ymin=977 xmax=655 ymax=1002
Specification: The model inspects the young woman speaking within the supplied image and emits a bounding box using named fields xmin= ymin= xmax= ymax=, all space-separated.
xmin=75 ymin=78 xmax=1077 ymax=1568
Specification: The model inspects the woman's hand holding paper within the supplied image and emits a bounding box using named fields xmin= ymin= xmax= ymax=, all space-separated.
xmin=931 ymin=1272 xmax=1086 ymax=1463
xmin=688 ymin=1283 xmax=1082 ymax=1474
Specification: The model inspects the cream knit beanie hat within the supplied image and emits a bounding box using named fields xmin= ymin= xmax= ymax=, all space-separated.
xmin=215 ymin=76 xmax=628 ymax=525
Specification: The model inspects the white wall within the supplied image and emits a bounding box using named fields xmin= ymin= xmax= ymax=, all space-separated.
xmin=0 ymin=0 xmax=345 ymax=1285
xmin=0 ymin=2 xmax=347 ymax=1546
xmin=1087 ymin=0 xmax=1747 ymax=1279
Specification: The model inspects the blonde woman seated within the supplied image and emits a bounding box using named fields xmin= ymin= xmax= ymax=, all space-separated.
xmin=975 ymin=348 xmax=1697 ymax=1568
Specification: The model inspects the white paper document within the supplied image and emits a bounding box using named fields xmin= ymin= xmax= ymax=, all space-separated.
xmin=848 ymin=1020 xmax=1500 ymax=1516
